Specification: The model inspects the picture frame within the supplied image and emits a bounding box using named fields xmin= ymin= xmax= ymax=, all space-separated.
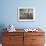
xmin=17 ymin=7 xmax=35 ymax=21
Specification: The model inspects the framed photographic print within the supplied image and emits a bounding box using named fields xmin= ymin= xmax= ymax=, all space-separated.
xmin=18 ymin=7 xmax=35 ymax=21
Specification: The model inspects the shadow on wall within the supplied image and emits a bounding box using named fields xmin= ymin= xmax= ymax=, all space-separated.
xmin=0 ymin=24 xmax=7 ymax=43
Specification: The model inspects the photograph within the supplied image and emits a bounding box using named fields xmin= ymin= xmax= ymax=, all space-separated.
xmin=18 ymin=7 xmax=35 ymax=21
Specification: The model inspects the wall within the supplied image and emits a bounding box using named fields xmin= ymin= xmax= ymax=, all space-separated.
xmin=0 ymin=0 xmax=46 ymax=30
